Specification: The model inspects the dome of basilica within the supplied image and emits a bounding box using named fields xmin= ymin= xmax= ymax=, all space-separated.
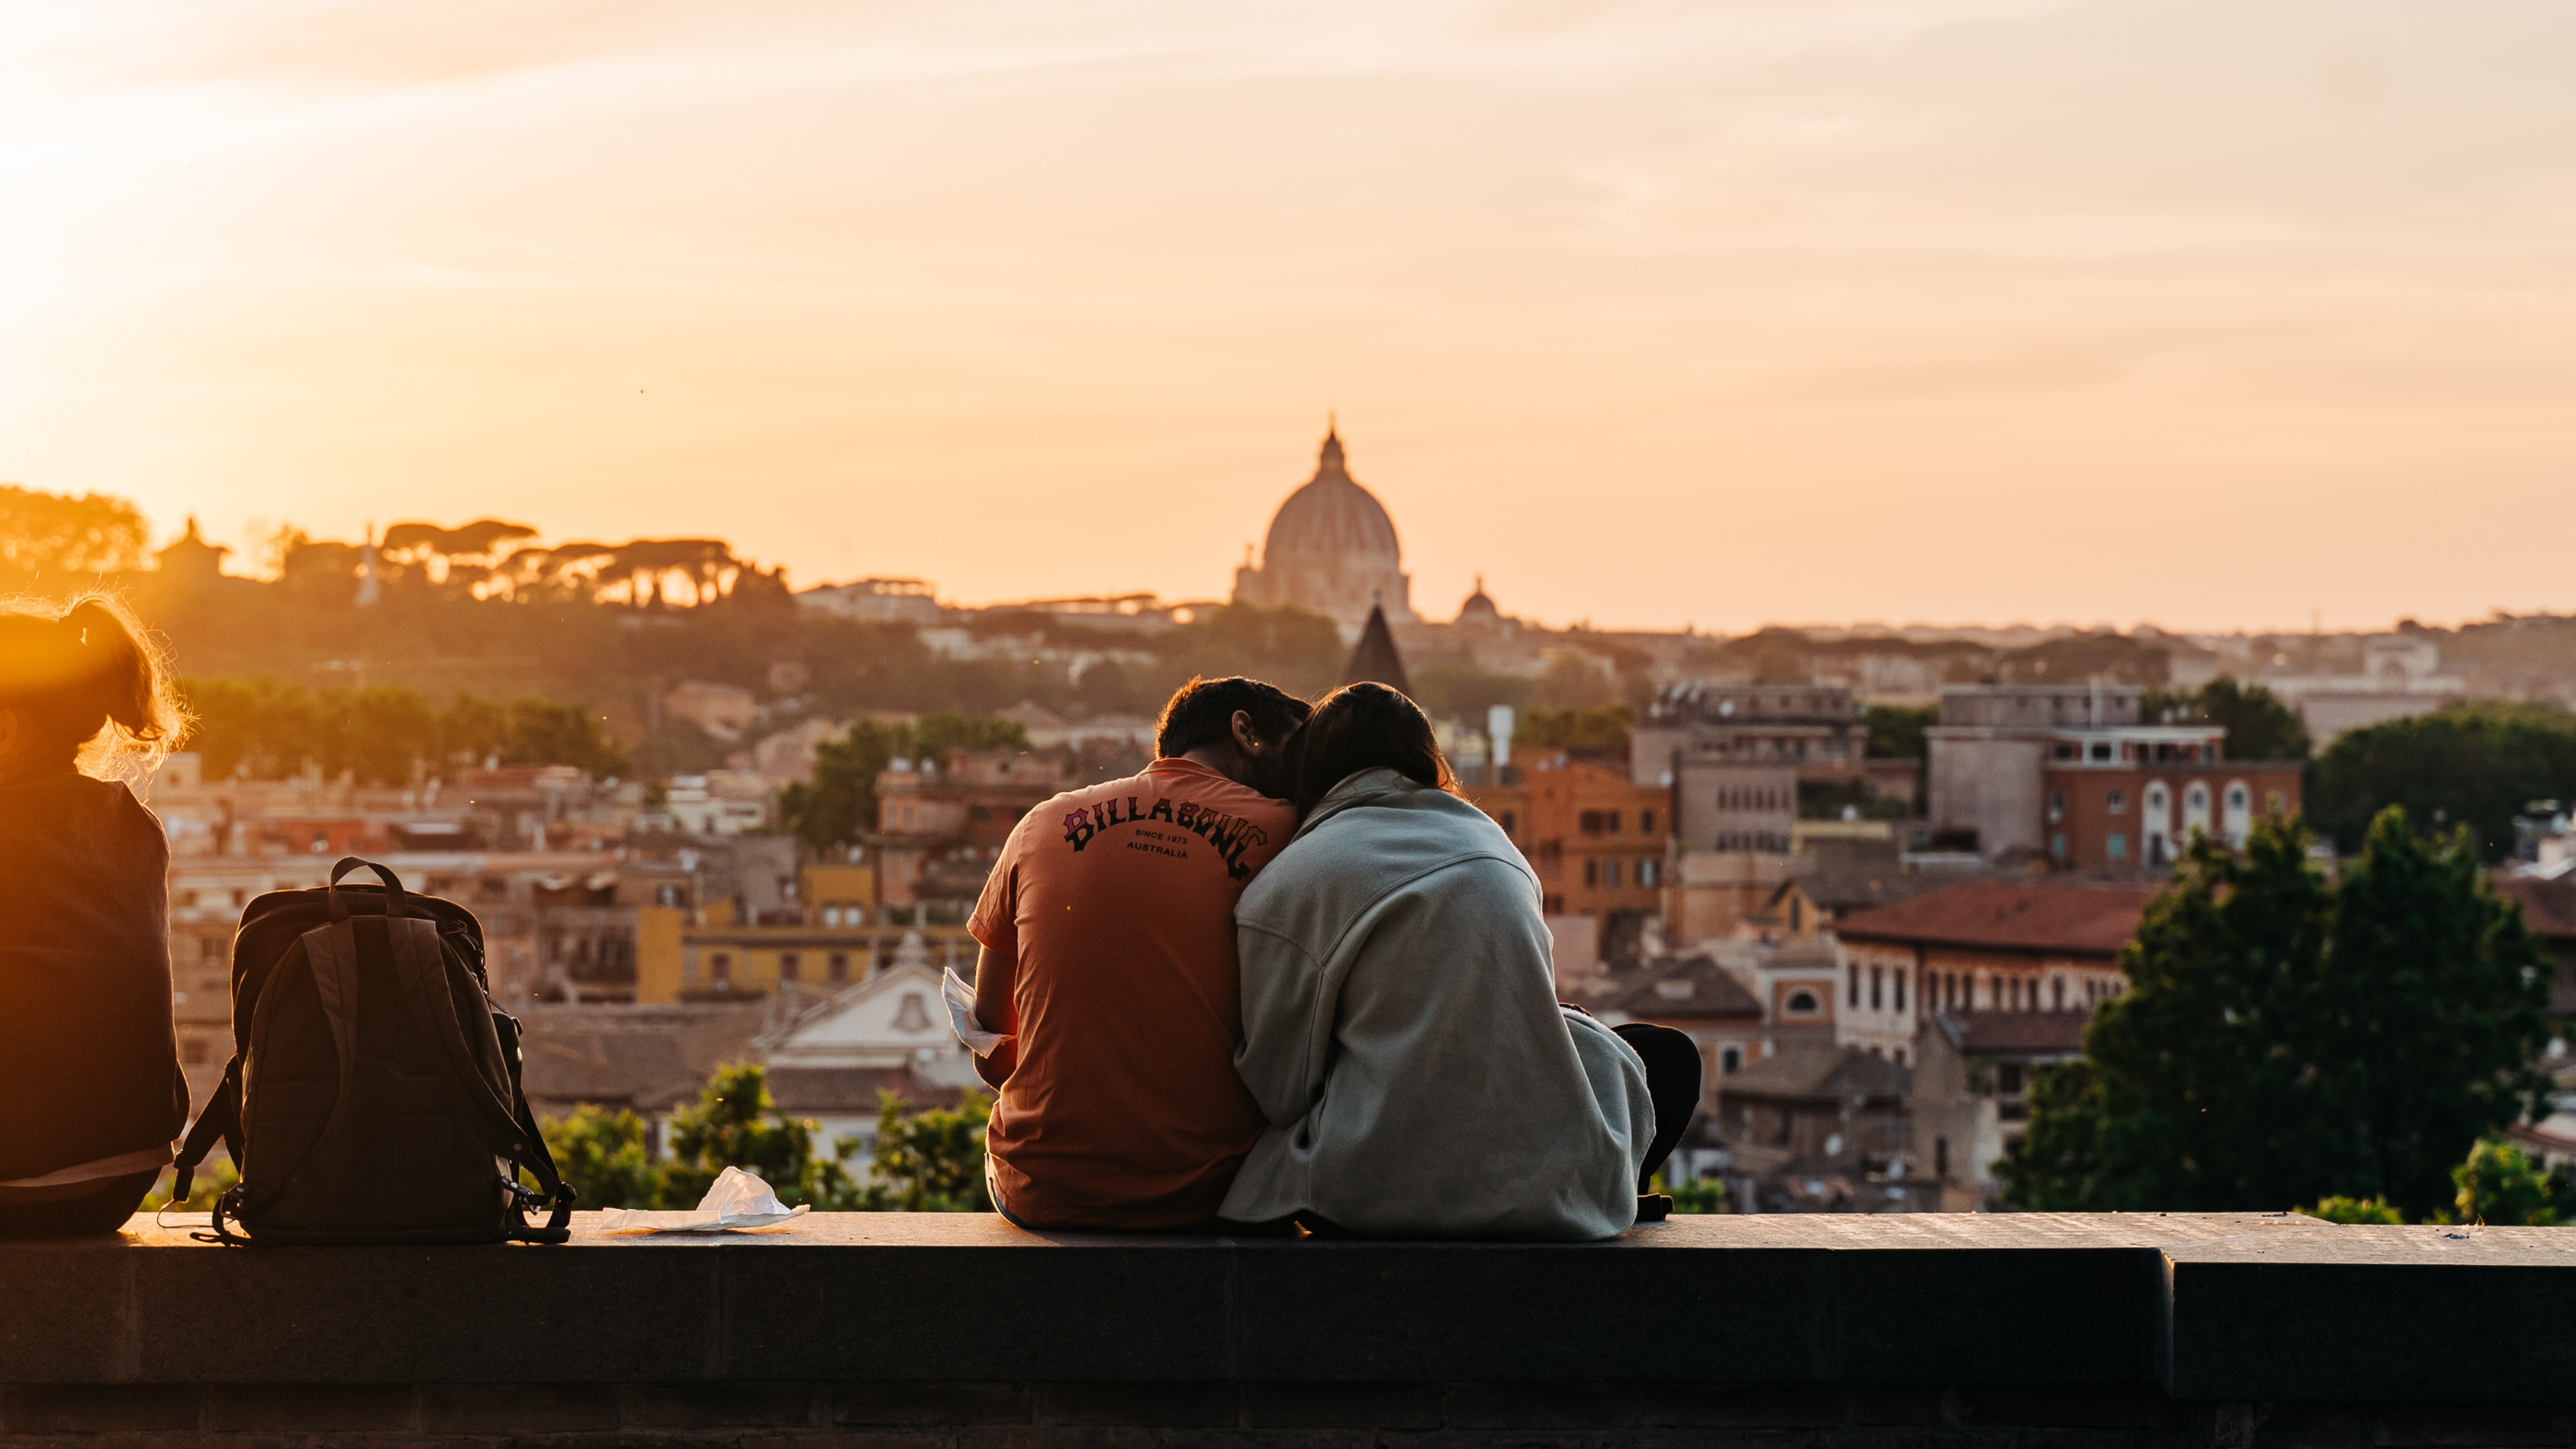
xmin=1233 ymin=425 xmax=1415 ymax=630
xmin=1259 ymin=431 xmax=1401 ymax=564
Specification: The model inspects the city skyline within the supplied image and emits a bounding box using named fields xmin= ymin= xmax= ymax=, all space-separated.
xmin=7 ymin=0 xmax=2573 ymax=635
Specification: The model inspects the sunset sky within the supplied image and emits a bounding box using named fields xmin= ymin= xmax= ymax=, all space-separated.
xmin=4 ymin=1 xmax=2570 ymax=633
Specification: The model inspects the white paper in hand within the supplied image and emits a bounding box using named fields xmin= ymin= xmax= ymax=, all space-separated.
xmin=944 ymin=967 xmax=1008 ymax=1058
xmin=598 ymin=1166 xmax=812 ymax=1233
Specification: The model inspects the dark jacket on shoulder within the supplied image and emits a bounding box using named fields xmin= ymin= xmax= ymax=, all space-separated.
xmin=0 ymin=776 xmax=188 ymax=1187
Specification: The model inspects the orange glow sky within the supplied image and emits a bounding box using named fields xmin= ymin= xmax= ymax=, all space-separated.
xmin=4 ymin=1 xmax=2570 ymax=634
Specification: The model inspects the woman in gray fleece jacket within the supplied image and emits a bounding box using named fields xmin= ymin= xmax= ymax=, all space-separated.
xmin=1218 ymin=684 xmax=1698 ymax=1240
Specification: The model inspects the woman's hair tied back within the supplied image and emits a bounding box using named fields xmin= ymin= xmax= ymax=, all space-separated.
xmin=0 ymin=592 xmax=187 ymax=779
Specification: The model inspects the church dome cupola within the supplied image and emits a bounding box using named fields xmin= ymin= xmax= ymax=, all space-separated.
xmin=1260 ymin=428 xmax=1401 ymax=565
xmin=1232 ymin=423 xmax=1415 ymax=634
xmin=1457 ymin=575 xmax=1500 ymax=624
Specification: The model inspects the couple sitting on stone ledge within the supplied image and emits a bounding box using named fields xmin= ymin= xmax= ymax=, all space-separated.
xmin=0 ymin=598 xmax=1693 ymax=1242
xmin=960 ymin=675 xmax=1698 ymax=1239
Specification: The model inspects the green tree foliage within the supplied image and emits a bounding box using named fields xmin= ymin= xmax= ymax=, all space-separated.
xmin=0 ymin=483 xmax=149 ymax=592
xmin=536 ymin=1065 xmax=999 ymax=1213
xmin=910 ymin=709 xmax=1032 ymax=758
xmin=541 ymin=1105 xmax=663 ymax=1210
xmin=1650 ymin=1173 xmax=1731 ymax=1213
xmin=1409 ymin=664 xmax=1534 ymax=726
xmin=180 ymin=675 xmax=629 ymax=782
xmin=778 ymin=712 xmax=1031 ymax=855
xmin=2444 ymin=1139 xmax=2576 ymax=1225
xmin=141 ymin=1157 xmax=238 ymax=1211
xmin=2002 ymin=810 xmax=2551 ymax=1219
xmin=2303 ymin=1194 xmax=2404 ymax=1225
xmin=1864 ymin=704 xmax=1937 ymax=760
xmin=1533 ymin=652 xmax=1620 ymax=708
xmin=661 ymin=1063 xmax=857 ymax=1210
xmin=857 ymin=1089 xmax=994 ymax=1211
xmin=1994 ymin=631 xmax=2170 ymax=686
xmin=2141 ymin=679 xmax=2311 ymax=762
xmin=1154 ymin=604 xmax=1348 ymax=702
xmin=1516 ymin=703 xmax=1632 ymax=757
xmin=2309 ymin=701 xmax=2576 ymax=860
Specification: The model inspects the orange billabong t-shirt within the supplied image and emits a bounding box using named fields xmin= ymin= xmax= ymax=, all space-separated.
xmin=968 ymin=756 xmax=1294 ymax=1228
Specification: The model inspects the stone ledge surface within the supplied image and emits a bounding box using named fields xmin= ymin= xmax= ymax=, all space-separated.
xmin=5 ymin=1213 xmax=2572 ymax=1407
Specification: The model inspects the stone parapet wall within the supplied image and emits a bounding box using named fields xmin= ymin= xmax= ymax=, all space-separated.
xmin=6 ymin=1212 xmax=2573 ymax=1446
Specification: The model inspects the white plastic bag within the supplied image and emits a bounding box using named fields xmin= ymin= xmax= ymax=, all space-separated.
xmin=943 ymin=967 xmax=1008 ymax=1058
xmin=598 ymin=1166 xmax=812 ymax=1233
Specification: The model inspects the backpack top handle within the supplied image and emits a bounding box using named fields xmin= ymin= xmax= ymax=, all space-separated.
xmin=326 ymin=856 xmax=411 ymax=922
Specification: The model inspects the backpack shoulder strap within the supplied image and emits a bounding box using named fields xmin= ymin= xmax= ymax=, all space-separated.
xmin=169 ymin=1058 xmax=241 ymax=1209
xmin=386 ymin=919 xmax=574 ymax=1242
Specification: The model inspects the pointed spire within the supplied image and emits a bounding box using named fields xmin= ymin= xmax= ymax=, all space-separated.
xmin=1317 ymin=419 xmax=1347 ymax=479
xmin=1340 ymin=603 xmax=1411 ymax=697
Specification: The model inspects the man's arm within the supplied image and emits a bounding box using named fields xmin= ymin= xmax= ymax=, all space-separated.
xmin=970 ymin=943 xmax=1020 ymax=1089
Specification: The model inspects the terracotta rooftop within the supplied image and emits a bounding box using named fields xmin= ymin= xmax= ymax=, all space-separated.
xmin=1720 ymin=1041 xmax=1911 ymax=1102
xmin=2492 ymin=872 xmax=2576 ymax=940
xmin=1566 ymin=953 xmax=1765 ymax=1022
xmin=1935 ymin=1009 xmax=2092 ymax=1056
xmin=1833 ymin=879 xmax=2157 ymax=957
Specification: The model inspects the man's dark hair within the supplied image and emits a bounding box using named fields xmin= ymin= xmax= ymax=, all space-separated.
xmin=1286 ymin=682 xmax=1459 ymax=811
xmin=1156 ymin=676 xmax=1310 ymax=760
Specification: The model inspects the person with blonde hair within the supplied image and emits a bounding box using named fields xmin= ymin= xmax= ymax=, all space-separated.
xmin=0 ymin=594 xmax=191 ymax=1237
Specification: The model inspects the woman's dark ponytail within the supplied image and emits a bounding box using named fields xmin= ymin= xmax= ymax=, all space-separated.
xmin=0 ymin=593 xmax=186 ymax=778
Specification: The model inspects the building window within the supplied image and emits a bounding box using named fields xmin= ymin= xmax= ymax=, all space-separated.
xmin=1847 ymin=964 xmax=1861 ymax=1007
xmin=2107 ymin=832 xmax=2126 ymax=861
xmin=1894 ymin=969 xmax=1906 ymax=1012
xmin=1579 ymin=811 xmax=1604 ymax=834
xmin=1786 ymin=990 xmax=1820 ymax=1016
xmin=181 ymin=1038 xmax=212 ymax=1066
xmin=1996 ymin=1062 xmax=2026 ymax=1095
xmin=1640 ymin=810 xmax=1656 ymax=833
xmin=201 ymin=937 xmax=224 ymax=962
xmin=1638 ymin=858 xmax=1659 ymax=888
xmin=1501 ymin=811 xmax=1517 ymax=835
xmin=1582 ymin=860 xmax=1598 ymax=887
xmin=894 ymin=993 xmax=933 ymax=1033
xmin=2053 ymin=977 xmax=2065 ymax=1010
xmin=2050 ymin=832 xmax=2067 ymax=859
xmin=1935 ymin=1137 xmax=1950 ymax=1179
xmin=1601 ymin=859 xmax=1619 ymax=888
xmin=828 ymin=951 xmax=849 ymax=983
xmin=779 ymin=952 xmax=800 ymax=983
xmin=1789 ymin=897 xmax=1804 ymax=932
xmin=1869 ymin=966 xmax=1883 ymax=1011
xmin=711 ymin=952 xmax=733 ymax=987
xmin=1720 ymin=1046 xmax=1742 ymax=1074
xmin=2107 ymin=788 xmax=2127 ymax=814
xmin=1606 ymin=811 xmax=1622 ymax=834
xmin=2049 ymin=790 xmax=2066 ymax=821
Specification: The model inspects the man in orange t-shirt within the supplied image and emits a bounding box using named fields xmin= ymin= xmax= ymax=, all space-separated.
xmin=966 ymin=676 xmax=1307 ymax=1229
